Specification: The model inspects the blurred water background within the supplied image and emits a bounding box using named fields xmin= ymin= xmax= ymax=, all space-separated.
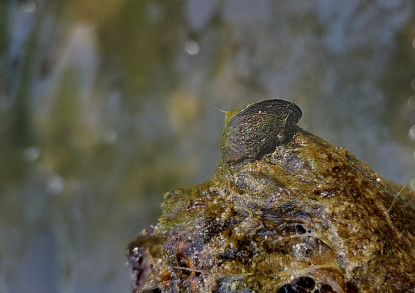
xmin=1 ymin=0 xmax=415 ymax=292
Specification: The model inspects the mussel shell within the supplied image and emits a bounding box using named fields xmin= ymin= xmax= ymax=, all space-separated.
xmin=221 ymin=99 xmax=302 ymax=164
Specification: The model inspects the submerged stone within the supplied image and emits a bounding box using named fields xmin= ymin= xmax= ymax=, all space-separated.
xmin=127 ymin=100 xmax=415 ymax=293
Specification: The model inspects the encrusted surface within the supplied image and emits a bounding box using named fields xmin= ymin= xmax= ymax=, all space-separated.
xmin=127 ymin=102 xmax=415 ymax=293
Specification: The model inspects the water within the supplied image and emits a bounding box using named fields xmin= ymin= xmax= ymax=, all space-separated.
xmin=1 ymin=0 xmax=415 ymax=292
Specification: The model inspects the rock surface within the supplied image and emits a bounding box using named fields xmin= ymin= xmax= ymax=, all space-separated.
xmin=127 ymin=101 xmax=415 ymax=293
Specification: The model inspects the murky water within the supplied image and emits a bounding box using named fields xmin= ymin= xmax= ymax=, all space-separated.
xmin=1 ymin=0 xmax=414 ymax=292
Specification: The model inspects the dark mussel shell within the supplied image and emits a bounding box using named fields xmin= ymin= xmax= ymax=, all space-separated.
xmin=221 ymin=99 xmax=302 ymax=164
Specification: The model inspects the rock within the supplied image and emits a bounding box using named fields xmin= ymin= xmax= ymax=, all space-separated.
xmin=127 ymin=100 xmax=415 ymax=293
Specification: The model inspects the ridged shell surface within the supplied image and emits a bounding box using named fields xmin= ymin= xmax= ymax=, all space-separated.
xmin=221 ymin=99 xmax=302 ymax=164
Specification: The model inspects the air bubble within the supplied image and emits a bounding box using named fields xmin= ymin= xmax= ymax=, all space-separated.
xmin=409 ymin=125 xmax=415 ymax=141
xmin=23 ymin=146 xmax=41 ymax=162
xmin=185 ymin=41 xmax=199 ymax=55
xmin=46 ymin=175 xmax=65 ymax=196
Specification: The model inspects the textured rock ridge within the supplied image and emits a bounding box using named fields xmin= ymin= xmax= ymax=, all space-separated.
xmin=127 ymin=101 xmax=415 ymax=293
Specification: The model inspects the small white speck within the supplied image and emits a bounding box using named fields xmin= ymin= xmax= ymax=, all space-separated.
xmin=132 ymin=247 xmax=139 ymax=256
xmin=46 ymin=175 xmax=65 ymax=195
xmin=185 ymin=41 xmax=199 ymax=55
xmin=23 ymin=146 xmax=41 ymax=162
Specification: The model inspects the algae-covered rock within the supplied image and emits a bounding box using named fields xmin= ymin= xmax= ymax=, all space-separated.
xmin=127 ymin=100 xmax=415 ymax=293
